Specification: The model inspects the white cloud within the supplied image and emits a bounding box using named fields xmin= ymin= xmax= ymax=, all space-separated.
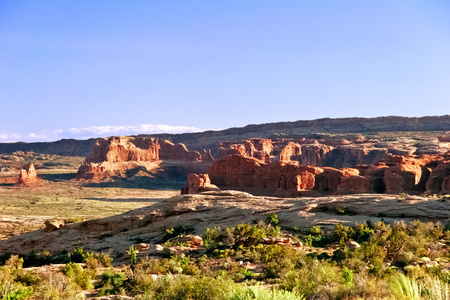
xmin=0 ymin=133 xmax=22 ymax=143
xmin=0 ymin=124 xmax=208 ymax=143
xmin=68 ymin=124 xmax=203 ymax=136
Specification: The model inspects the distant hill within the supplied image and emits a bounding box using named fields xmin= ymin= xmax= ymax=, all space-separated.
xmin=1 ymin=115 xmax=449 ymax=156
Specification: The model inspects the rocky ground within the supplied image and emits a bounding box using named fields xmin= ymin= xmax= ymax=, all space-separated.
xmin=0 ymin=190 xmax=448 ymax=261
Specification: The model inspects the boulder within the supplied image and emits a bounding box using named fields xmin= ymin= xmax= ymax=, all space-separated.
xmin=44 ymin=219 xmax=65 ymax=232
xmin=167 ymin=235 xmax=203 ymax=247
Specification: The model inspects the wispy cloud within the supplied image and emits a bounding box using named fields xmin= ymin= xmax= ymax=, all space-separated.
xmin=0 ymin=124 xmax=207 ymax=143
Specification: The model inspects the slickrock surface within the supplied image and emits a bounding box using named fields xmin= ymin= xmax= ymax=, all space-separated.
xmin=0 ymin=191 xmax=448 ymax=258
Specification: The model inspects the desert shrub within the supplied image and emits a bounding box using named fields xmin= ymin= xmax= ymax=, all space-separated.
xmin=202 ymin=226 xmax=222 ymax=242
xmin=34 ymin=271 xmax=82 ymax=300
xmin=0 ymin=267 xmax=34 ymax=300
xmin=342 ymin=267 xmax=353 ymax=286
xmin=0 ymin=286 xmax=34 ymax=300
xmin=259 ymin=245 xmax=301 ymax=279
xmin=5 ymin=255 xmax=23 ymax=269
xmin=135 ymin=258 xmax=170 ymax=275
xmin=280 ymin=258 xmax=341 ymax=298
xmin=226 ymin=223 xmax=267 ymax=247
xmin=163 ymin=225 xmax=194 ymax=241
xmin=62 ymin=262 xmax=93 ymax=290
xmin=22 ymin=251 xmax=57 ymax=267
xmin=398 ymin=192 xmax=409 ymax=202
xmin=84 ymin=251 xmax=113 ymax=269
xmin=267 ymin=213 xmax=279 ymax=227
xmin=96 ymin=270 xmax=127 ymax=296
xmin=14 ymin=271 xmax=41 ymax=286
xmin=0 ymin=253 xmax=13 ymax=266
xmin=149 ymin=275 xmax=234 ymax=300
xmin=231 ymin=285 xmax=305 ymax=300
xmin=69 ymin=248 xmax=85 ymax=264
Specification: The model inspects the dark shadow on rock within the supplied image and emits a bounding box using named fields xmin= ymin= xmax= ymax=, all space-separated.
xmin=83 ymin=197 xmax=167 ymax=203
xmin=39 ymin=173 xmax=78 ymax=182
xmin=83 ymin=177 xmax=185 ymax=190
xmin=0 ymin=183 xmax=14 ymax=187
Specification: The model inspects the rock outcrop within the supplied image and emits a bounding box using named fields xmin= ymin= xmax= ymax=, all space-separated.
xmin=17 ymin=163 xmax=38 ymax=185
xmin=159 ymin=140 xmax=202 ymax=161
xmin=218 ymin=139 xmax=272 ymax=163
xmin=206 ymin=151 xmax=450 ymax=196
xmin=209 ymin=155 xmax=329 ymax=196
xmin=77 ymin=136 xmax=213 ymax=181
xmin=181 ymin=173 xmax=220 ymax=194
xmin=86 ymin=136 xmax=160 ymax=163
xmin=426 ymin=163 xmax=450 ymax=194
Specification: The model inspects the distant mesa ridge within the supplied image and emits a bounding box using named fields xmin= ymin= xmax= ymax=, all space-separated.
xmin=0 ymin=115 xmax=449 ymax=156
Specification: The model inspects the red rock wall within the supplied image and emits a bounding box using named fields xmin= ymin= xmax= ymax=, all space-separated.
xmin=159 ymin=140 xmax=202 ymax=161
xmin=86 ymin=136 xmax=160 ymax=163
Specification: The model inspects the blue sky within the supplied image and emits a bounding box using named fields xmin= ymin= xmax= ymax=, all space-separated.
xmin=1 ymin=1 xmax=449 ymax=142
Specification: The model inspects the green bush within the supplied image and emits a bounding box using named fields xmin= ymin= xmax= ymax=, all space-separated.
xmin=62 ymin=262 xmax=93 ymax=290
xmin=97 ymin=270 xmax=127 ymax=296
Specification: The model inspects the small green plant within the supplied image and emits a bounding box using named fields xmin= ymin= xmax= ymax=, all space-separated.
xmin=97 ymin=270 xmax=127 ymax=296
xmin=398 ymin=192 xmax=408 ymax=202
xmin=240 ymin=268 xmax=255 ymax=280
xmin=129 ymin=245 xmax=138 ymax=266
xmin=267 ymin=213 xmax=279 ymax=227
xmin=70 ymin=248 xmax=85 ymax=263
xmin=342 ymin=266 xmax=353 ymax=286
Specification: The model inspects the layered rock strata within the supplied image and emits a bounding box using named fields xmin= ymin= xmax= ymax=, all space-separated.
xmin=77 ymin=136 xmax=212 ymax=181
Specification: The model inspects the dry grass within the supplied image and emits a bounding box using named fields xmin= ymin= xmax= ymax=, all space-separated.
xmin=0 ymin=178 xmax=178 ymax=239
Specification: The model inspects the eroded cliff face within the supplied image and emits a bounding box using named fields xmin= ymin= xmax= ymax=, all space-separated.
xmin=159 ymin=140 xmax=202 ymax=161
xmin=426 ymin=163 xmax=450 ymax=194
xmin=77 ymin=136 xmax=211 ymax=181
xmin=206 ymin=151 xmax=450 ymax=196
xmin=208 ymin=154 xmax=325 ymax=194
xmin=218 ymin=139 xmax=272 ymax=163
xmin=86 ymin=136 xmax=160 ymax=163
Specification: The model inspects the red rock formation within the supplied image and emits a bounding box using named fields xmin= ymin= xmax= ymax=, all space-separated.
xmin=200 ymin=149 xmax=215 ymax=162
xmin=86 ymin=136 xmax=160 ymax=163
xmin=181 ymin=173 xmax=220 ymax=194
xmin=159 ymin=140 xmax=202 ymax=161
xmin=78 ymin=136 xmax=209 ymax=181
xmin=279 ymin=142 xmax=302 ymax=163
xmin=17 ymin=163 xmax=38 ymax=185
xmin=218 ymin=139 xmax=273 ymax=163
xmin=313 ymin=167 xmax=360 ymax=192
xmin=426 ymin=163 xmax=450 ymax=194
xmin=254 ymin=139 xmax=273 ymax=154
xmin=208 ymin=155 xmax=321 ymax=194
xmin=294 ymin=143 xmax=333 ymax=167
xmin=337 ymin=176 xmax=370 ymax=193
xmin=443 ymin=175 xmax=450 ymax=193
